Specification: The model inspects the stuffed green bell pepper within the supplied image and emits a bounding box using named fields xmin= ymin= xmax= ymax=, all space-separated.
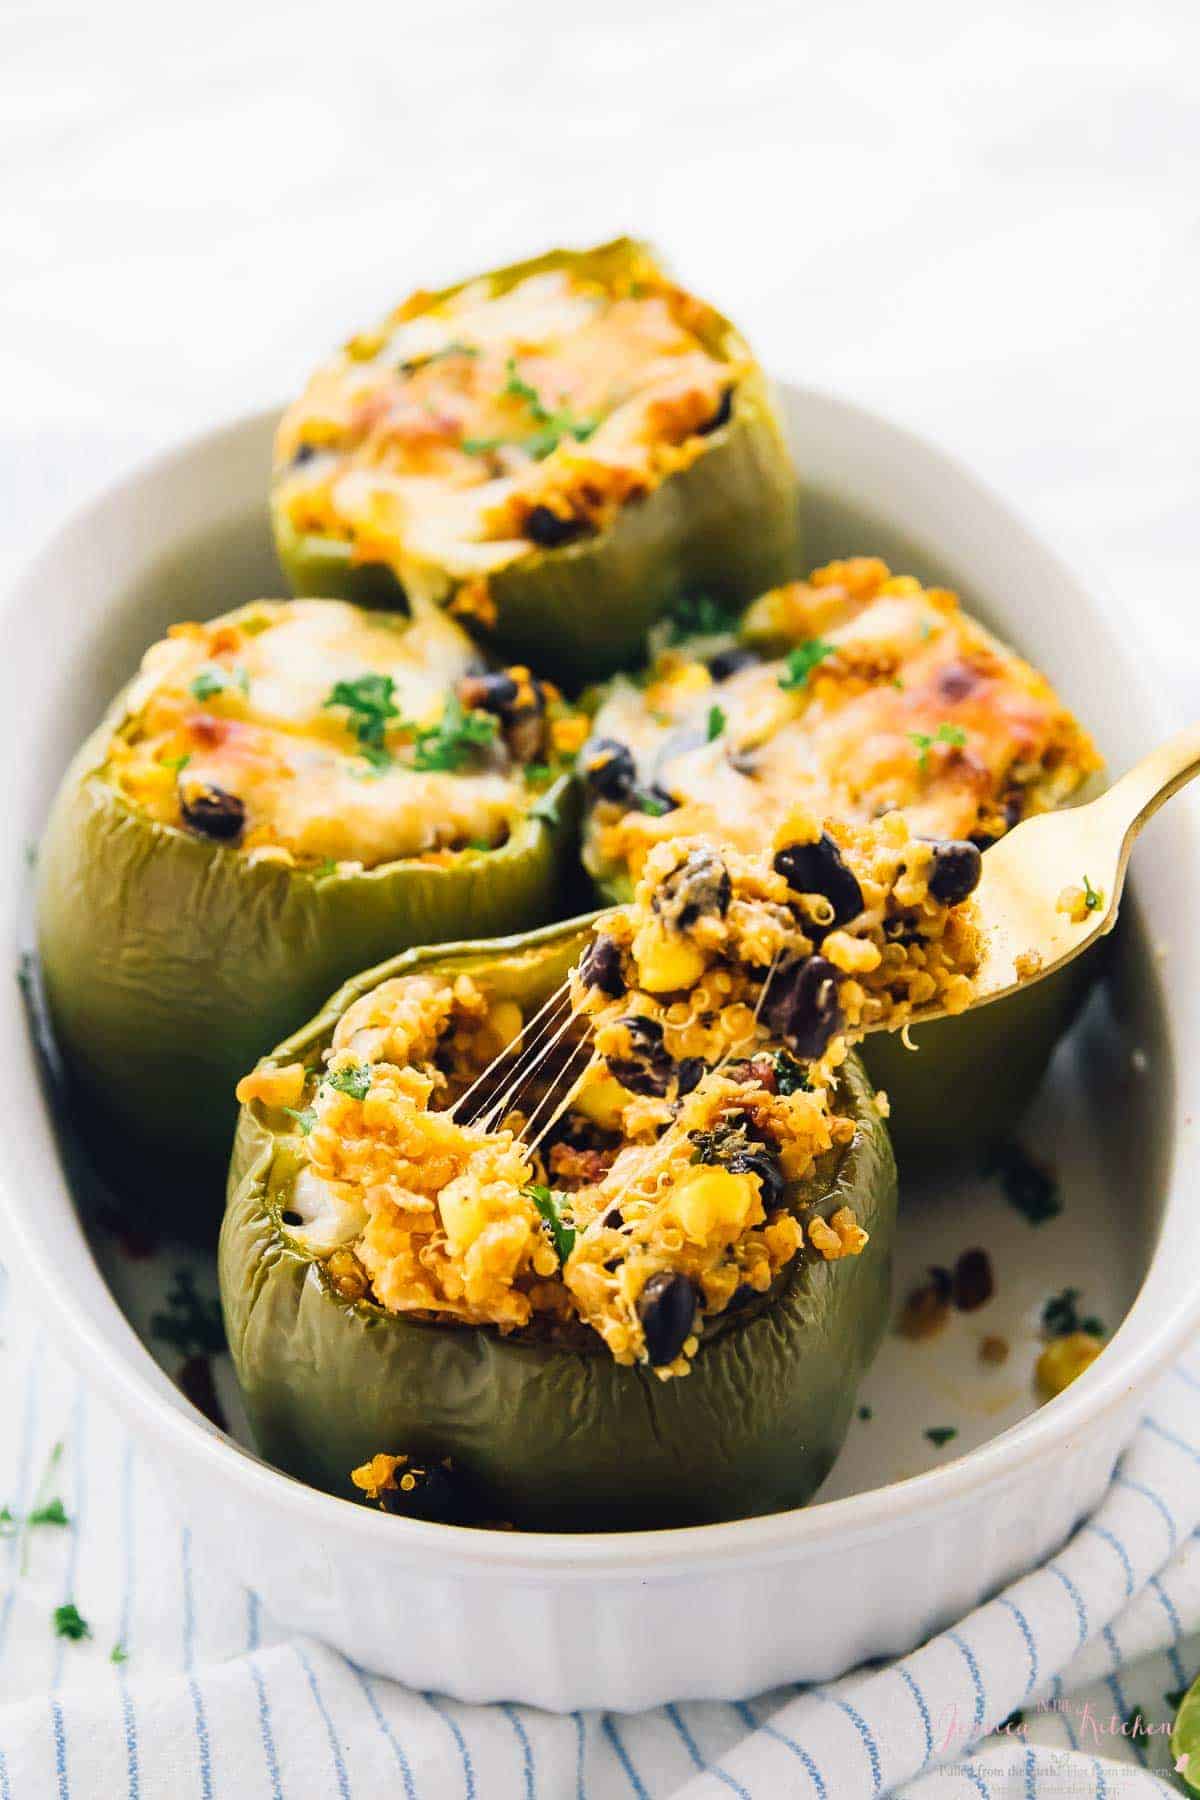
xmin=271 ymin=238 xmax=800 ymax=684
xmin=221 ymin=816 xmax=983 ymax=1531
xmin=577 ymin=556 xmax=1103 ymax=1161
xmin=37 ymin=597 xmax=584 ymax=1184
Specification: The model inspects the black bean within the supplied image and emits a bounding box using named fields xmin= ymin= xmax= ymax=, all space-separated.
xmin=459 ymin=671 xmax=520 ymax=714
xmin=281 ymin=1210 xmax=303 ymax=1227
xmin=657 ymin=847 xmax=731 ymax=929
xmin=698 ymin=388 xmax=733 ymax=435
xmin=580 ymin=935 xmax=625 ymax=998
xmin=581 ymin=738 xmax=637 ymax=804
xmin=674 ymin=1057 xmax=706 ymax=1098
xmin=927 ymin=839 xmax=983 ymax=905
xmin=706 ymin=645 xmax=759 ymax=682
xmin=773 ymin=834 xmax=863 ymax=928
xmin=602 ymin=1206 xmax=624 ymax=1230
xmin=952 ymin=1247 xmax=994 ymax=1312
xmin=378 ymin=1460 xmax=467 ymax=1524
xmin=180 ymin=783 xmax=246 ymax=843
xmin=637 ymin=1271 xmax=698 ymax=1366
xmin=525 ymin=505 xmax=586 ymax=549
xmin=726 ymin=1146 xmax=786 ymax=1209
xmin=765 ymin=955 xmax=843 ymax=1060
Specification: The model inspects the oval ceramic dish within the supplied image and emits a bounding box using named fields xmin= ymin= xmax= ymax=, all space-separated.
xmin=2 ymin=385 xmax=1196 ymax=1712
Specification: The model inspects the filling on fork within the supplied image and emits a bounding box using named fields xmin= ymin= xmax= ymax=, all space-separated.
xmin=237 ymin=812 xmax=980 ymax=1377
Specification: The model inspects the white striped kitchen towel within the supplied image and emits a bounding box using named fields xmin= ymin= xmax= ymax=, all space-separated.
xmin=0 ymin=1263 xmax=1197 ymax=1799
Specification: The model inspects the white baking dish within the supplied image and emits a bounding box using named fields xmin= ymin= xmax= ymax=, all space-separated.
xmin=2 ymin=385 xmax=1196 ymax=1713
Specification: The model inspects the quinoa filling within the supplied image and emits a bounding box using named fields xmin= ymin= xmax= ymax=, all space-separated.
xmin=107 ymin=599 xmax=585 ymax=868
xmin=582 ymin=558 xmax=1102 ymax=893
xmin=237 ymin=813 xmax=980 ymax=1378
xmin=272 ymin=253 xmax=741 ymax=601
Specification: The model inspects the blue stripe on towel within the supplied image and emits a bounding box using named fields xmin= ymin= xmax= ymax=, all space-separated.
xmin=601 ymin=1715 xmax=651 ymax=1800
xmin=245 ymin=1657 xmax=284 ymax=1800
xmin=1113 ymin=1474 xmax=1179 ymax=1554
xmin=1045 ymin=1566 xmax=1089 ymax=1648
xmin=1146 ymin=1574 xmax=1188 ymax=1689
xmin=1144 ymin=1417 xmax=1200 ymax=1464
xmin=947 ymin=1632 xmax=987 ymax=1736
xmin=347 ymin=1659 xmax=416 ymax=1800
xmin=1085 ymin=1524 xmax=1135 ymax=1599
xmin=294 ymin=1645 xmax=351 ymax=1799
xmin=0 ymin=1347 xmax=43 ymax=1665
xmin=664 ymin=1703 xmax=750 ymax=1797
xmin=572 ymin=1712 xmax=585 ymax=1800
xmin=500 ymin=1702 xmax=535 ymax=1799
xmin=116 ymin=1438 xmax=140 ymax=1800
xmin=732 ymin=1701 xmax=827 ymax=1798
xmin=995 ymin=1599 xmax=1039 ymax=1695
xmin=892 ymin=1665 xmax=934 ymax=1761
xmin=815 ymin=1692 xmax=882 ymax=1794
xmin=181 ymin=1528 xmax=214 ymax=1799
xmin=422 ymin=1693 xmax=475 ymax=1800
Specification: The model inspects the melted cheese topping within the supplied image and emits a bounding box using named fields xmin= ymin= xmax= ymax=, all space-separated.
xmin=273 ymin=259 xmax=736 ymax=596
xmin=109 ymin=599 xmax=540 ymax=867
xmin=586 ymin=560 xmax=1101 ymax=888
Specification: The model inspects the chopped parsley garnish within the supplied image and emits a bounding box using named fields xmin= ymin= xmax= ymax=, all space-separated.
xmin=524 ymin=763 xmax=553 ymax=785
xmin=524 ymin=1184 xmax=576 ymax=1265
xmin=160 ymin=753 xmax=192 ymax=774
xmin=982 ymin=1139 xmax=1062 ymax=1226
xmin=909 ymin=723 xmax=967 ymax=772
xmin=706 ymin=704 xmax=727 ymax=743
xmin=111 ymin=1641 xmax=130 ymax=1665
xmin=772 ymin=1049 xmax=811 ymax=1095
xmin=1042 ymin=1287 xmax=1105 ymax=1339
xmin=151 ymin=1268 xmax=226 ymax=1358
xmin=324 ymin=671 xmax=401 ymax=768
xmin=283 ymin=1105 xmax=317 ymax=1136
xmin=924 ymin=1426 xmax=958 ymax=1448
xmin=190 ymin=663 xmax=249 ymax=702
xmin=857 ymin=1405 xmax=873 ymax=1422
xmin=1083 ymin=874 xmax=1103 ymax=912
xmin=637 ymin=791 xmax=671 ymax=817
xmin=312 ymin=858 xmax=339 ymax=879
xmin=409 ymin=692 xmax=498 ymax=772
xmin=27 ymin=1498 xmax=69 ymax=1529
xmin=778 ymin=637 xmax=834 ymax=692
xmin=0 ymin=1507 xmax=14 ymax=1538
xmin=54 ymin=1602 xmax=91 ymax=1641
xmin=461 ymin=436 xmax=503 ymax=457
xmin=325 ymin=1064 xmax=372 ymax=1101
xmin=500 ymin=357 xmax=598 ymax=460
xmin=666 ymin=592 xmax=743 ymax=641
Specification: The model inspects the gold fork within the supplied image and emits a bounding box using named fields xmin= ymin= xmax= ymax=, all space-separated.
xmin=905 ymin=723 xmax=1200 ymax=1027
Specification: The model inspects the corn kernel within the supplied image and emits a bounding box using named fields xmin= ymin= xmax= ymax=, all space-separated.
xmin=632 ymin=923 xmax=708 ymax=993
xmin=669 ymin=1167 xmax=759 ymax=1244
xmin=1037 ymin=1332 xmax=1103 ymax=1397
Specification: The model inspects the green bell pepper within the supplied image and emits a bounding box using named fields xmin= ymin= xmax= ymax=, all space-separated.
xmin=271 ymin=239 xmax=801 ymax=685
xmin=220 ymin=916 xmax=897 ymax=1531
xmin=36 ymin=617 xmax=579 ymax=1189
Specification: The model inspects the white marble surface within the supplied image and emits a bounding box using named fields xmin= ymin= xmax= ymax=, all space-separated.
xmin=4 ymin=0 xmax=1199 ymax=665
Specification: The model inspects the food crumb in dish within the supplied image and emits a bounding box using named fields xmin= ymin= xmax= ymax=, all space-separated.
xmin=897 ymin=1271 xmax=952 ymax=1340
xmin=857 ymin=1405 xmax=873 ymax=1421
xmin=981 ymin=1139 xmax=1061 ymax=1225
xmin=1036 ymin=1331 xmax=1103 ymax=1397
xmin=979 ymin=1334 xmax=1009 ymax=1366
xmin=951 ymin=1247 xmax=994 ymax=1312
xmin=1014 ymin=949 xmax=1043 ymax=980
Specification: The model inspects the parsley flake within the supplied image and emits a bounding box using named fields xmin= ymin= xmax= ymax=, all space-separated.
xmin=409 ymin=692 xmax=498 ymax=772
xmin=325 ymin=1064 xmax=371 ymax=1101
xmin=924 ymin=1426 xmax=958 ymax=1448
xmin=667 ymin=592 xmax=743 ymax=641
xmin=779 ymin=638 xmax=834 ymax=692
xmin=772 ymin=1050 xmax=811 ymax=1095
xmin=706 ymin=704 xmax=727 ymax=742
xmin=501 ymin=357 xmax=597 ymax=460
xmin=637 ymin=792 xmax=671 ymax=817
xmin=982 ymin=1140 xmax=1061 ymax=1226
xmin=159 ymin=753 xmax=192 ymax=774
xmin=324 ymin=672 xmax=400 ymax=769
xmin=54 ymin=1602 xmax=91 ymax=1641
xmin=190 ymin=663 xmax=249 ymax=702
xmin=910 ymin=723 xmax=967 ymax=772
xmin=110 ymin=1641 xmax=130 ymax=1665
xmin=283 ymin=1105 xmax=317 ymax=1136
xmin=0 ymin=1507 xmax=15 ymax=1538
xmin=524 ymin=1184 xmax=576 ymax=1265
xmin=27 ymin=1498 xmax=69 ymax=1529
xmin=1083 ymin=874 xmax=1103 ymax=912
xmin=1042 ymin=1287 xmax=1105 ymax=1339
